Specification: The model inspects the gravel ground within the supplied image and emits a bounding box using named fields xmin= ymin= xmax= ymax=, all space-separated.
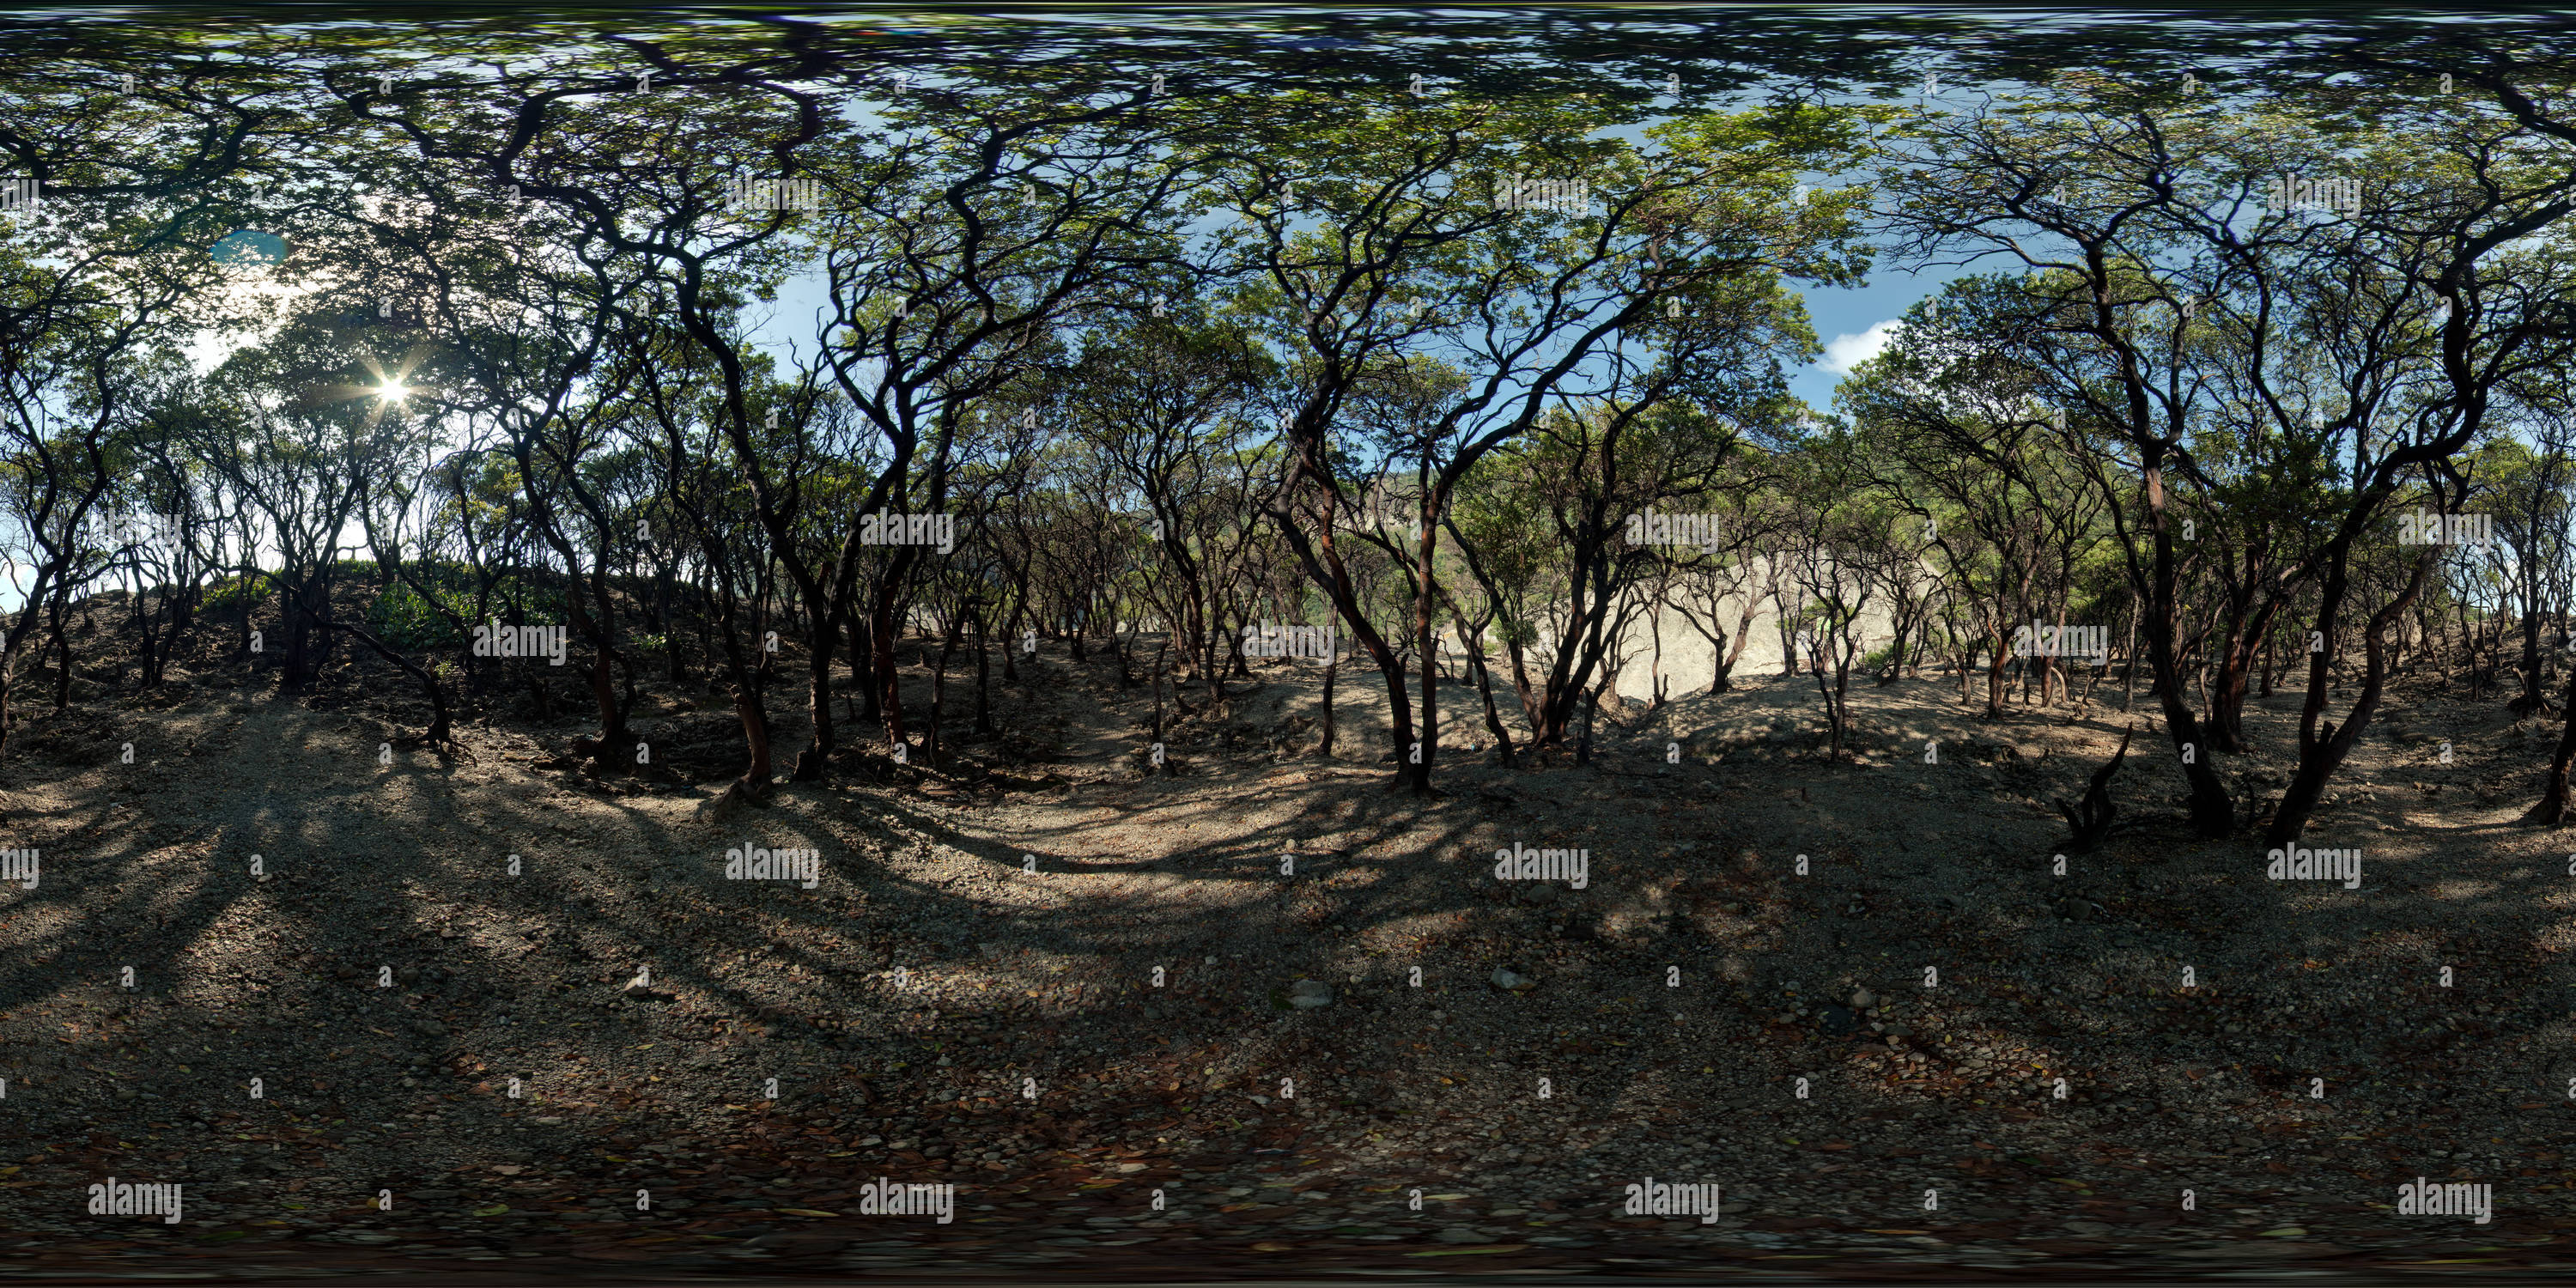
xmin=3 ymin=617 xmax=2573 ymax=1279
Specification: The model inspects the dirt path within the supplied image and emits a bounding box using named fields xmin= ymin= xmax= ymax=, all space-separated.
xmin=2 ymin=641 xmax=2571 ymax=1278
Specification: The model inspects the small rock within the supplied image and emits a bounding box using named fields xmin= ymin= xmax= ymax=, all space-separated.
xmin=412 ymin=1018 xmax=447 ymax=1038
xmin=1520 ymin=883 xmax=1559 ymax=907
xmin=1491 ymin=967 xmax=1538 ymax=993
xmin=1255 ymin=1188 xmax=1296 ymax=1206
xmin=1286 ymin=980 xmax=1334 ymax=1010
xmin=1850 ymin=988 xmax=1876 ymax=1010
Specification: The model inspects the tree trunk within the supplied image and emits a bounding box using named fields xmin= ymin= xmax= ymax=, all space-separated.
xmin=792 ymin=611 xmax=836 ymax=781
xmin=1409 ymin=520 xmax=1439 ymax=795
xmin=851 ymin=613 xmax=878 ymax=721
xmin=324 ymin=619 xmax=453 ymax=747
xmin=1148 ymin=633 xmax=1169 ymax=767
xmin=927 ymin=612 xmax=960 ymax=769
xmin=1318 ymin=647 xmax=1336 ymax=759
xmin=1984 ymin=625 xmax=2006 ymax=718
xmin=2521 ymin=657 xmax=2576 ymax=824
xmin=2266 ymin=553 xmax=2434 ymax=845
xmin=2517 ymin=589 xmax=2550 ymax=714
xmin=2120 ymin=603 xmax=2137 ymax=713
xmin=972 ymin=606 xmax=993 ymax=736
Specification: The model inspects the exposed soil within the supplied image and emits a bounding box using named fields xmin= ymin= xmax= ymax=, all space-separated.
xmin=3 ymin=603 xmax=2573 ymax=1280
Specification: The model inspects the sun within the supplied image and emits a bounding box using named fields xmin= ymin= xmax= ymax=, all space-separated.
xmin=377 ymin=380 xmax=410 ymax=402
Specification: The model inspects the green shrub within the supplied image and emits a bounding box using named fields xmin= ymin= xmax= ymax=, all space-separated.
xmin=202 ymin=575 xmax=264 ymax=617
xmin=369 ymin=583 xmax=463 ymax=652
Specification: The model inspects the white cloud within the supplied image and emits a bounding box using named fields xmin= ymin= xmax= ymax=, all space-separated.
xmin=1818 ymin=319 xmax=1900 ymax=375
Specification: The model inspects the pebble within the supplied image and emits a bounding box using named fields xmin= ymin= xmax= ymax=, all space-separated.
xmin=1287 ymin=980 xmax=1334 ymax=1009
xmin=1491 ymin=968 xmax=1538 ymax=993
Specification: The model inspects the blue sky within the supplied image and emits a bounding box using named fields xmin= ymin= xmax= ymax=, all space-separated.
xmin=1791 ymin=262 xmax=1978 ymax=415
xmin=740 ymin=228 xmax=1983 ymax=427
